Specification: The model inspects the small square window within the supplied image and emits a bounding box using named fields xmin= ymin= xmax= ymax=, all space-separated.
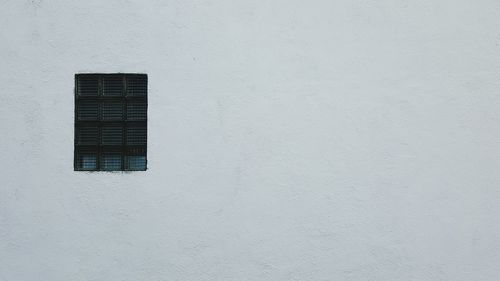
xmin=74 ymin=74 xmax=147 ymax=171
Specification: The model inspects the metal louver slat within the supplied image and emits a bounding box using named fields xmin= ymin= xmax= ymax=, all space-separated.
xmin=103 ymin=75 xmax=123 ymax=96
xmin=127 ymin=127 xmax=147 ymax=145
xmin=102 ymin=102 xmax=123 ymax=120
xmin=77 ymin=101 xmax=99 ymax=120
xmin=101 ymin=127 xmax=123 ymax=145
xmin=127 ymin=102 xmax=147 ymax=120
xmin=77 ymin=75 xmax=98 ymax=96
xmin=127 ymin=75 xmax=147 ymax=96
xmin=76 ymin=127 xmax=98 ymax=144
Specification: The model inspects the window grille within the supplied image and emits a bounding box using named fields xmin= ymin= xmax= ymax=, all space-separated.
xmin=74 ymin=74 xmax=147 ymax=171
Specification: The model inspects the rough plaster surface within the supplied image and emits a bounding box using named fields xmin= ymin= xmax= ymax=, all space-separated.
xmin=1 ymin=0 xmax=500 ymax=280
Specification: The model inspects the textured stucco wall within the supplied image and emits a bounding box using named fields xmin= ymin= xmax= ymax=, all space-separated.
xmin=1 ymin=0 xmax=500 ymax=280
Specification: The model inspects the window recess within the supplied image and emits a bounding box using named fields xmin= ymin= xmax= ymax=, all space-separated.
xmin=74 ymin=73 xmax=147 ymax=171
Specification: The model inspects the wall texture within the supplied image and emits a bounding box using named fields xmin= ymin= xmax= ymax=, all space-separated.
xmin=1 ymin=0 xmax=500 ymax=280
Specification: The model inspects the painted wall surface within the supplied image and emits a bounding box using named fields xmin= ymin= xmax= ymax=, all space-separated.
xmin=1 ymin=1 xmax=500 ymax=280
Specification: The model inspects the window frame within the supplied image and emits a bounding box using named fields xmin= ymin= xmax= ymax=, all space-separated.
xmin=74 ymin=73 xmax=148 ymax=171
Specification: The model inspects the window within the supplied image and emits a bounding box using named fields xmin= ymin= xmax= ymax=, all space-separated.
xmin=74 ymin=74 xmax=147 ymax=171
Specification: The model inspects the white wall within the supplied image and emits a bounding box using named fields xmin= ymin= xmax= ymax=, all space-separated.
xmin=1 ymin=0 xmax=500 ymax=280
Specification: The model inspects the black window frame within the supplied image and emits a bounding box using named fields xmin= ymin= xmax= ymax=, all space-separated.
xmin=74 ymin=73 xmax=148 ymax=171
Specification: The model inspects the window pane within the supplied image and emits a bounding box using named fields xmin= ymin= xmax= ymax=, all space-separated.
xmin=127 ymin=102 xmax=147 ymax=120
xmin=76 ymin=127 xmax=98 ymax=144
xmin=101 ymin=126 xmax=123 ymax=145
xmin=77 ymin=75 xmax=98 ymax=96
xmin=127 ymin=156 xmax=146 ymax=170
xmin=102 ymin=102 xmax=123 ymax=120
xmin=127 ymin=75 xmax=147 ymax=96
xmin=103 ymin=75 xmax=123 ymax=96
xmin=76 ymin=153 xmax=97 ymax=170
xmin=77 ymin=101 xmax=99 ymax=120
xmin=127 ymin=127 xmax=147 ymax=145
xmin=101 ymin=154 xmax=122 ymax=171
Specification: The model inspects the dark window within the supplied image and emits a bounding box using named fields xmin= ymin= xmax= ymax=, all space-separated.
xmin=74 ymin=74 xmax=147 ymax=171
